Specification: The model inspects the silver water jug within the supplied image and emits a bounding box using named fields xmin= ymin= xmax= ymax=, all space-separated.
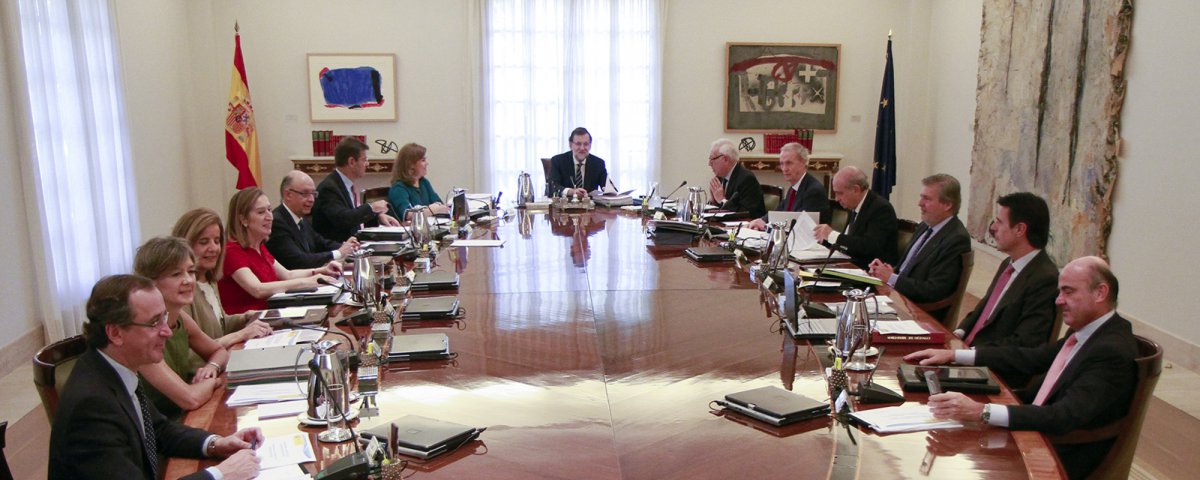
xmin=764 ymin=221 xmax=791 ymax=271
xmin=834 ymin=289 xmax=878 ymax=370
xmin=678 ymin=186 xmax=708 ymax=223
xmin=305 ymin=339 xmax=348 ymax=420
xmin=516 ymin=172 xmax=535 ymax=206
xmin=409 ymin=207 xmax=433 ymax=249
xmin=352 ymin=253 xmax=377 ymax=309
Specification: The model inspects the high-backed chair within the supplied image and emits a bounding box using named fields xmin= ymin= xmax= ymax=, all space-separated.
xmin=540 ymin=158 xmax=553 ymax=197
xmin=895 ymin=219 xmax=920 ymax=259
xmin=915 ymin=250 xmax=974 ymax=329
xmin=361 ymin=186 xmax=390 ymax=206
xmin=761 ymin=184 xmax=784 ymax=213
xmin=0 ymin=420 xmax=11 ymax=480
xmin=829 ymin=205 xmax=850 ymax=232
xmin=1049 ymin=335 xmax=1163 ymax=480
xmin=32 ymin=335 xmax=87 ymax=421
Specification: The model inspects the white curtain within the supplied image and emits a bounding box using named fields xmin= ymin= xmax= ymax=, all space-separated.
xmin=480 ymin=0 xmax=664 ymax=196
xmin=9 ymin=0 xmax=140 ymax=341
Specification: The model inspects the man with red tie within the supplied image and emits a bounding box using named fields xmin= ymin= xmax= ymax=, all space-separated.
xmin=905 ymin=256 xmax=1138 ymax=480
xmin=954 ymin=192 xmax=1058 ymax=349
xmin=747 ymin=142 xmax=830 ymax=230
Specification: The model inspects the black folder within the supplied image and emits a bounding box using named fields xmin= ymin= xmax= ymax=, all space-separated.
xmin=399 ymin=296 xmax=460 ymax=320
xmin=361 ymin=415 xmax=481 ymax=460
xmin=410 ymin=271 xmax=460 ymax=291
xmin=896 ymin=364 xmax=1001 ymax=394
xmin=721 ymin=386 xmax=830 ymax=426
xmin=684 ymin=246 xmax=735 ymax=262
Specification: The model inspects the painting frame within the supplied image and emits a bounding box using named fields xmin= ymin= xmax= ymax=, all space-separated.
xmin=307 ymin=53 xmax=397 ymax=122
xmin=725 ymin=42 xmax=840 ymax=133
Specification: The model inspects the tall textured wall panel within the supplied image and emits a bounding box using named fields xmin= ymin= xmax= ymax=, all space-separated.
xmin=970 ymin=0 xmax=1133 ymax=263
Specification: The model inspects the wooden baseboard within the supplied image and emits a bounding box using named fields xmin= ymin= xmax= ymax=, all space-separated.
xmin=0 ymin=325 xmax=44 ymax=378
xmin=1125 ymin=312 xmax=1200 ymax=371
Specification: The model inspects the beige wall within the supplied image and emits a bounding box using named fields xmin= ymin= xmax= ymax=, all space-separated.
xmin=0 ymin=0 xmax=42 ymax=353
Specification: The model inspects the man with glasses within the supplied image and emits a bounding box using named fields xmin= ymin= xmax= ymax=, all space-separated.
xmin=268 ymin=170 xmax=359 ymax=269
xmin=707 ymin=138 xmax=766 ymax=218
xmin=50 ymin=274 xmax=263 ymax=480
xmin=549 ymin=127 xmax=608 ymax=198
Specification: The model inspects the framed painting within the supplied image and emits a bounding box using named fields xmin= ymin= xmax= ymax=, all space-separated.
xmin=725 ymin=43 xmax=840 ymax=132
xmin=307 ymin=53 xmax=397 ymax=122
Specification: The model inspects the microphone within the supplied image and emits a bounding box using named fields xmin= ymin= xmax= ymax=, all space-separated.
xmin=720 ymin=189 xmax=741 ymax=211
xmin=815 ymin=232 xmax=841 ymax=276
xmin=663 ymin=180 xmax=688 ymax=199
xmin=307 ymin=360 xmax=370 ymax=480
xmin=281 ymin=319 xmax=362 ymax=369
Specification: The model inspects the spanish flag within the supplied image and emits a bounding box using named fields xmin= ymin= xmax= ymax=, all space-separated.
xmin=225 ymin=25 xmax=259 ymax=188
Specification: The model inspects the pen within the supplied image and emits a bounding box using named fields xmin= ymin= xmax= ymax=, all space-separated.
xmin=251 ymin=437 xmax=258 ymax=450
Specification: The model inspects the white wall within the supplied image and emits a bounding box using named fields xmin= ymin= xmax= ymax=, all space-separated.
xmin=1108 ymin=2 xmax=1200 ymax=347
xmin=0 ymin=0 xmax=42 ymax=352
xmin=926 ymin=0 xmax=983 ymax=213
xmin=661 ymin=0 xmax=934 ymax=220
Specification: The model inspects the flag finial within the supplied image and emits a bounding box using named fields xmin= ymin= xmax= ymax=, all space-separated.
xmin=234 ymin=21 xmax=239 ymax=34
xmin=888 ymin=29 xmax=892 ymax=39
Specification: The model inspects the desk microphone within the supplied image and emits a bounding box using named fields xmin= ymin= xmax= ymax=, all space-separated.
xmin=281 ymin=319 xmax=361 ymax=370
xmin=814 ymin=233 xmax=841 ymax=276
xmin=663 ymin=180 xmax=687 ymax=199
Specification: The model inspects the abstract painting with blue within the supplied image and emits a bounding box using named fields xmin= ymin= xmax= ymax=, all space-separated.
xmin=319 ymin=66 xmax=384 ymax=109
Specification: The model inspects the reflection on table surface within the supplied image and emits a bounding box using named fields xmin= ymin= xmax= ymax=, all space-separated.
xmin=169 ymin=208 xmax=1063 ymax=479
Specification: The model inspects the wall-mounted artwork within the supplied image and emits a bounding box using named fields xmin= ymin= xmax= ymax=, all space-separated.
xmin=307 ymin=53 xmax=396 ymax=122
xmin=726 ymin=43 xmax=840 ymax=132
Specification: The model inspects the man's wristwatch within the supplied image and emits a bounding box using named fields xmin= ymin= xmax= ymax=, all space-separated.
xmin=979 ymin=403 xmax=991 ymax=424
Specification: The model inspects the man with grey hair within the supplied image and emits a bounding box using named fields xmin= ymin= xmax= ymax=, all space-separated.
xmin=748 ymin=142 xmax=830 ymax=230
xmin=906 ymin=256 xmax=1138 ymax=480
xmin=867 ymin=173 xmax=971 ymax=322
xmin=268 ymin=170 xmax=359 ymax=270
xmin=706 ymin=138 xmax=766 ymax=218
xmin=813 ymin=165 xmax=898 ymax=269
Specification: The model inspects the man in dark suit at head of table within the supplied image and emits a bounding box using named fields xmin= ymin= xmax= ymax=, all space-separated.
xmin=548 ymin=127 xmax=608 ymax=198
xmin=312 ymin=137 xmax=401 ymax=242
xmin=267 ymin=170 xmax=360 ymax=270
xmin=905 ymin=256 xmax=1139 ymax=480
xmin=746 ymin=142 xmax=831 ymax=230
xmin=49 ymin=274 xmax=264 ymax=480
xmin=812 ymin=165 xmax=898 ymax=269
xmin=954 ymin=192 xmax=1059 ymax=350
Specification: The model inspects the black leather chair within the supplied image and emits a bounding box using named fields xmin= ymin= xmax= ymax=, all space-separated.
xmin=761 ymin=184 xmax=784 ymax=213
xmin=32 ymin=335 xmax=87 ymax=421
xmin=0 ymin=420 xmax=11 ymax=480
xmin=1049 ymin=335 xmax=1163 ymax=480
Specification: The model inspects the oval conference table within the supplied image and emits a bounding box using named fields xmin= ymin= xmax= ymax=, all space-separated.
xmin=168 ymin=207 xmax=1065 ymax=479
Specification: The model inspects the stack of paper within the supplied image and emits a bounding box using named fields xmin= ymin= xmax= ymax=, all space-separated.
xmin=873 ymin=320 xmax=932 ymax=335
xmin=243 ymin=329 xmax=325 ymax=349
xmin=226 ymin=382 xmax=307 ymax=407
xmin=849 ymin=404 xmax=963 ymax=433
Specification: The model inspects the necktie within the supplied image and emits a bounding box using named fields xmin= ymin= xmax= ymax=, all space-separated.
xmin=784 ymin=188 xmax=797 ymax=211
xmin=136 ymin=385 xmax=159 ymax=478
xmin=298 ymin=220 xmax=312 ymax=251
xmin=898 ymin=227 xmax=933 ymax=274
xmin=350 ymin=183 xmax=359 ymax=207
xmin=964 ymin=262 xmax=1016 ymax=346
xmin=1033 ymin=334 xmax=1079 ymax=405
xmin=845 ymin=210 xmax=857 ymax=234
xmin=574 ymin=162 xmax=585 ymax=188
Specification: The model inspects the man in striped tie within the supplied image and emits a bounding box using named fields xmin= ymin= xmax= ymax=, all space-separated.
xmin=905 ymin=256 xmax=1138 ymax=479
xmin=50 ymin=275 xmax=264 ymax=480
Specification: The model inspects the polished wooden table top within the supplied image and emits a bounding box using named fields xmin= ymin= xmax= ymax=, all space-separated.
xmin=170 ymin=208 xmax=1064 ymax=479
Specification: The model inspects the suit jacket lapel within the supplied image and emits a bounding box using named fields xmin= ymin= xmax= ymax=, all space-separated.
xmin=89 ymin=350 xmax=154 ymax=469
xmin=332 ymin=170 xmax=353 ymax=207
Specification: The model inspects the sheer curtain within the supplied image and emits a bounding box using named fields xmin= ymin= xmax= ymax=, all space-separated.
xmin=480 ymin=0 xmax=664 ymax=196
xmin=10 ymin=0 xmax=140 ymax=341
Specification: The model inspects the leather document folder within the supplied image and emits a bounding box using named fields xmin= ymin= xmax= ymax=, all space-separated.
xmin=226 ymin=344 xmax=313 ymax=386
xmin=388 ymin=333 xmax=450 ymax=361
xmin=721 ymin=385 xmax=830 ymax=426
xmin=409 ymin=271 xmax=460 ymax=291
xmin=684 ymin=246 xmax=735 ymax=262
xmin=399 ymin=296 xmax=460 ymax=320
xmin=896 ymin=364 xmax=1001 ymax=394
xmin=361 ymin=415 xmax=480 ymax=460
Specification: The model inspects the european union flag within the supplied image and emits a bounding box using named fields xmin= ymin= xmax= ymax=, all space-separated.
xmin=872 ymin=38 xmax=896 ymax=200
